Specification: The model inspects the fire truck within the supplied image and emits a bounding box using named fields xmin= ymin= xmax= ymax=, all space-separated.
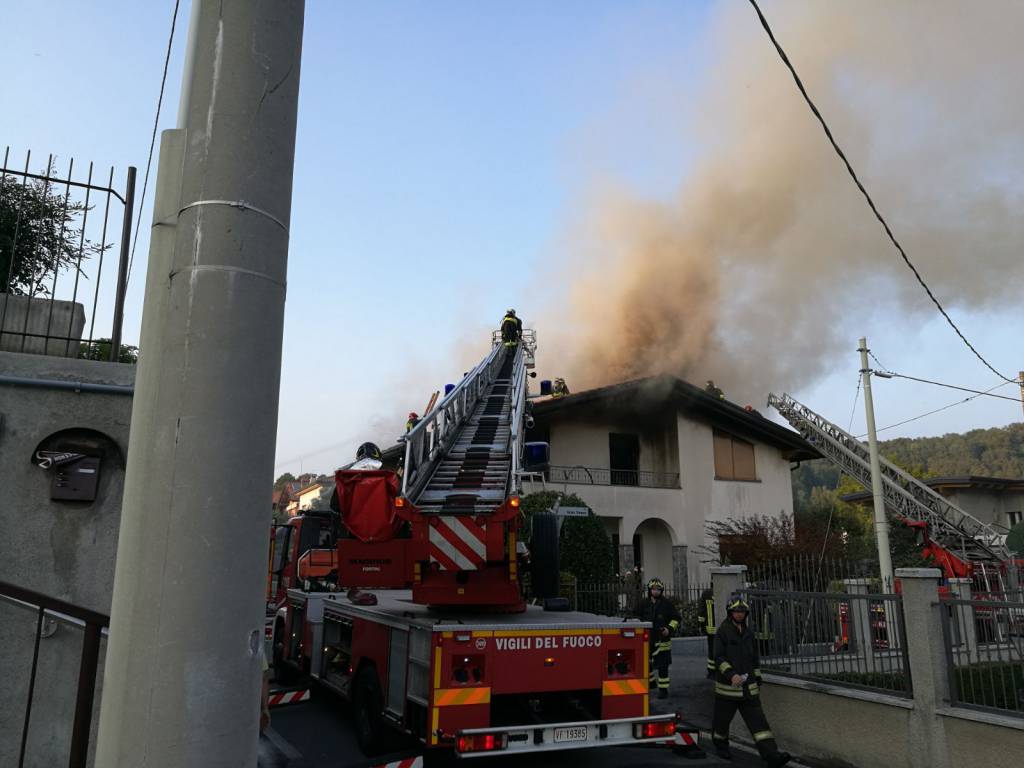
xmin=273 ymin=331 xmax=701 ymax=759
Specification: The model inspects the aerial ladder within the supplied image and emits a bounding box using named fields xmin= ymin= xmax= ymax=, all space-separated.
xmin=768 ymin=393 xmax=1012 ymax=587
xmin=334 ymin=330 xmax=539 ymax=609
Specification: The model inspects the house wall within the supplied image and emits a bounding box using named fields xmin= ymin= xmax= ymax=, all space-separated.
xmin=0 ymin=350 xmax=135 ymax=768
xmin=944 ymin=488 xmax=1024 ymax=529
xmin=533 ymin=407 xmax=798 ymax=585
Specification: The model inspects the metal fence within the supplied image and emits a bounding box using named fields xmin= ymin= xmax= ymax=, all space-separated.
xmin=547 ymin=464 xmax=681 ymax=489
xmin=569 ymin=581 xmax=712 ymax=635
xmin=746 ymin=555 xmax=879 ymax=593
xmin=1 ymin=147 xmax=136 ymax=361
xmin=940 ymin=597 xmax=1024 ymax=717
xmin=746 ymin=588 xmax=912 ymax=697
xmin=1 ymin=580 xmax=109 ymax=768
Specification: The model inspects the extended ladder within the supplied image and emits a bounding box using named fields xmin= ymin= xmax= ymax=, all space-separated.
xmin=401 ymin=331 xmax=535 ymax=515
xmin=768 ymin=393 xmax=1010 ymax=568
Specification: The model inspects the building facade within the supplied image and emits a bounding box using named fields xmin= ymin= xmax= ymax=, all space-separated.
xmin=526 ymin=375 xmax=817 ymax=591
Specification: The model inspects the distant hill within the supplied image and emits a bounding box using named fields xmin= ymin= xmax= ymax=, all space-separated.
xmin=793 ymin=422 xmax=1024 ymax=503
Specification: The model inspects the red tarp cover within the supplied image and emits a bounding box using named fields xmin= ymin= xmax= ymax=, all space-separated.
xmin=334 ymin=470 xmax=400 ymax=542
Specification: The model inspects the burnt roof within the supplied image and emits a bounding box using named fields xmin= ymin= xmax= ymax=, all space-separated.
xmin=531 ymin=374 xmax=819 ymax=461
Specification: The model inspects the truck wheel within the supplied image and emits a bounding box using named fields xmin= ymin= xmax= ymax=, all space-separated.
xmin=353 ymin=665 xmax=385 ymax=755
xmin=530 ymin=514 xmax=560 ymax=600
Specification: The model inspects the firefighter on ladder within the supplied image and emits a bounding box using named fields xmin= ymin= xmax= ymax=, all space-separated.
xmin=712 ymin=596 xmax=791 ymax=766
xmin=500 ymin=308 xmax=522 ymax=346
xmin=638 ymin=577 xmax=680 ymax=699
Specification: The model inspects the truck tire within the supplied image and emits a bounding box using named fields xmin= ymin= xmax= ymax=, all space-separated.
xmin=530 ymin=514 xmax=560 ymax=599
xmin=353 ymin=665 xmax=386 ymax=755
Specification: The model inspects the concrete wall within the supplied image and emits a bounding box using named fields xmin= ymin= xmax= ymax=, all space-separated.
xmin=546 ymin=412 xmax=679 ymax=475
xmin=944 ymin=488 xmax=1023 ymax=530
xmin=0 ymin=350 xmax=135 ymax=768
xmin=0 ymin=295 xmax=85 ymax=357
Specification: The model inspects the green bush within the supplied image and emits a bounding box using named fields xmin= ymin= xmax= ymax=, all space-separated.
xmin=954 ymin=662 xmax=1024 ymax=712
xmin=520 ymin=491 xmax=615 ymax=584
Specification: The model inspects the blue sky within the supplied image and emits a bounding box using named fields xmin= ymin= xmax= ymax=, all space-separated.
xmin=3 ymin=1 xmax=1021 ymax=477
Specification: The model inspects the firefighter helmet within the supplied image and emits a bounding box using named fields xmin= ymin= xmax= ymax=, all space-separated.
xmin=647 ymin=577 xmax=665 ymax=595
xmin=726 ymin=596 xmax=750 ymax=614
xmin=507 ymin=308 xmax=516 ymax=316
xmin=356 ymin=442 xmax=382 ymax=462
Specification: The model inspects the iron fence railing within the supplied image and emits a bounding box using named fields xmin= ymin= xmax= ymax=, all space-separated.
xmin=547 ymin=464 xmax=681 ymax=489
xmin=940 ymin=597 xmax=1024 ymax=717
xmin=746 ymin=555 xmax=880 ymax=594
xmin=1 ymin=580 xmax=109 ymax=768
xmin=1 ymin=147 xmax=136 ymax=361
xmin=568 ymin=581 xmax=712 ymax=635
xmin=746 ymin=589 xmax=912 ymax=697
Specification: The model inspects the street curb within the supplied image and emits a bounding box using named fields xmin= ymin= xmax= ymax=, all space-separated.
xmin=695 ymin=729 xmax=813 ymax=768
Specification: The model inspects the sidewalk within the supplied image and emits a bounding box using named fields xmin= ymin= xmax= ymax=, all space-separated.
xmin=652 ymin=637 xmax=811 ymax=767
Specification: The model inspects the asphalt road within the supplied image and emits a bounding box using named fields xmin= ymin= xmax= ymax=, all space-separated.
xmin=258 ymin=639 xmax=796 ymax=768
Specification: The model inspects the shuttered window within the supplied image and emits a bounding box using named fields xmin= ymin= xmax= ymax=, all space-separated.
xmin=713 ymin=430 xmax=757 ymax=481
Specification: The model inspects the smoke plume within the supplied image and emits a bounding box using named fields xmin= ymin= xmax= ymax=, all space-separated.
xmin=544 ymin=1 xmax=1024 ymax=404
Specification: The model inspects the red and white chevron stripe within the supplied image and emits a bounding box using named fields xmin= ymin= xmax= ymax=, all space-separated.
xmin=428 ymin=516 xmax=487 ymax=571
xmin=267 ymin=688 xmax=310 ymax=707
xmin=371 ymin=757 xmax=422 ymax=768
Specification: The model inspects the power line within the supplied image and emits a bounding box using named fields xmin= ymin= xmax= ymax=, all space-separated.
xmin=880 ymin=371 xmax=1023 ymax=403
xmin=746 ymin=0 xmax=1015 ymax=384
xmin=860 ymin=381 xmax=1014 ymax=437
xmin=126 ymin=0 xmax=181 ymax=288
xmin=847 ymin=376 xmax=861 ymax=433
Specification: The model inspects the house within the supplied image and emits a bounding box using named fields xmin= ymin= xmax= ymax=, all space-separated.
xmin=296 ymin=477 xmax=335 ymax=511
xmin=842 ymin=475 xmax=1024 ymax=533
xmin=525 ymin=375 xmax=818 ymax=591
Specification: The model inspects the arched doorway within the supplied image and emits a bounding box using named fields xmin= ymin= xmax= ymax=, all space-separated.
xmin=631 ymin=518 xmax=676 ymax=589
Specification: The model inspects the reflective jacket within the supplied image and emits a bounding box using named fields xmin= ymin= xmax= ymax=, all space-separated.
xmin=638 ymin=597 xmax=680 ymax=657
xmin=713 ymin=618 xmax=763 ymax=699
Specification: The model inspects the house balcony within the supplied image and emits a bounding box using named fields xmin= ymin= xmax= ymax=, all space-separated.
xmin=547 ymin=464 xmax=681 ymax=490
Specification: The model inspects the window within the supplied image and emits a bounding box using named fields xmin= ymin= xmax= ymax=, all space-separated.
xmin=1008 ymin=510 xmax=1022 ymax=527
xmin=713 ymin=430 xmax=757 ymax=481
xmin=609 ymin=433 xmax=640 ymax=486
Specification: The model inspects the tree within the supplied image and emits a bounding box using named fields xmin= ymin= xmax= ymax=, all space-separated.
xmin=0 ymin=167 xmax=107 ymax=296
xmin=274 ymin=472 xmax=297 ymax=491
xmin=79 ymin=337 xmax=139 ymax=364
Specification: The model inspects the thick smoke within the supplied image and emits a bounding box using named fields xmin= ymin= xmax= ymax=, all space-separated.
xmin=544 ymin=1 xmax=1024 ymax=404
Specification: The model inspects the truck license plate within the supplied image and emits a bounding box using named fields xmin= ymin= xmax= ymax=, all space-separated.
xmin=554 ymin=726 xmax=588 ymax=743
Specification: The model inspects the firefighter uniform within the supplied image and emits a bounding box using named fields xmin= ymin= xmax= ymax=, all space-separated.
xmin=500 ymin=310 xmax=522 ymax=346
xmin=712 ymin=598 xmax=790 ymax=766
xmin=638 ymin=578 xmax=680 ymax=698
xmin=697 ymin=589 xmax=716 ymax=679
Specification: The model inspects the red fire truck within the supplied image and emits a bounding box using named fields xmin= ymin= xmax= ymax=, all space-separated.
xmin=273 ymin=332 xmax=701 ymax=760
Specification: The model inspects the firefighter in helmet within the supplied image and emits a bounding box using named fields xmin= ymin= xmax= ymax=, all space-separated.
xmin=551 ymin=377 xmax=570 ymax=398
xmin=712 ymin=596 xmax=791 ymax=766
xmin=351 ymin=442 xmax=383 ymax=470
xmin=500 ymin=308 xmax=522 ymax=347
xmin=637 ymin=577 xmax=680 ymax=699
xmin=405 ymin=412 xmax=420 ymax=433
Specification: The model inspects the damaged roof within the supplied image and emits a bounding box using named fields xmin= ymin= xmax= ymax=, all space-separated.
xmin=531 ymin=374 xmax=820 ymax=461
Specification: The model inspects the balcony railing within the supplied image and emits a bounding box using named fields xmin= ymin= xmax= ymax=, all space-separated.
xmin=547 ymin=464 xmax=680 ymax=489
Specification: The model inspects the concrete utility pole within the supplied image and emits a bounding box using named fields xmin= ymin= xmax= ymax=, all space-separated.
xmin=1018 ymin=371 xmax=1024 ymax=420
xmin=859 ymin=337 xmax=895 ymax=591
xmin=95 ymin=2 xmax=304 ymax=766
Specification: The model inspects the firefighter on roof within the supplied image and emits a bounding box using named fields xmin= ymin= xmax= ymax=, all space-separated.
xmin=500 ymin=308 xmax=522 ymax=346
xmin=406 ymin=412 xmax=420 ymax=433
xmin=638 ymin=577 xmax=679 ymax=699
xmin=712 ymin=596 xmax=791 ymax=767
xmin=552 ymin=377 xmax=570 ymax=398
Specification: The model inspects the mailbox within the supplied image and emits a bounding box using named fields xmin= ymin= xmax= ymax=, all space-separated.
xmin=51 ymin=456 xmax=101 ymax=502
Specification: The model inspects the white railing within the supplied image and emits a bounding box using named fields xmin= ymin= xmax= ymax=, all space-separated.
xmin=401 ymin=342 xmax=505 ymax=501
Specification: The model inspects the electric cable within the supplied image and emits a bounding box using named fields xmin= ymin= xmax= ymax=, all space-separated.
xmin=878 ymin=371 xmax=1022 ymax=403
xmin=859 ymin=381 xmax=1014 ymax=437
xmin=126 ymin=0 xmax=181 ymax=288
xmin=847 ymin=376 xmax=861 ymax=433
xmin=746 ymin=0 xmax=1015 ymax=384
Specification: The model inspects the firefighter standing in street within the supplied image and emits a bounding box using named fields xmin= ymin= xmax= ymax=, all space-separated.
xmin=500 ymin=308 xmax=522 ymax=346
xmin=638 ymin=577 xmax=680 ymax=699
xmin=712 ymin=596 xmax=791 ymax=766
